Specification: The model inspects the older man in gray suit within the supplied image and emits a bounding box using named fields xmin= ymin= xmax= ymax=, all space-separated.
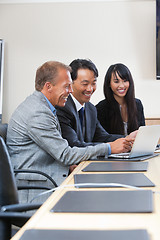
xmin=7 ymin=61 xmax=134 ymax=203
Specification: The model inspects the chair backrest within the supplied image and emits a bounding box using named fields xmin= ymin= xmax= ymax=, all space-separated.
xmin=0 ymin=136 xmax=19 ymax=207
xmin=0 ymin=123 xmax=8 ymax=143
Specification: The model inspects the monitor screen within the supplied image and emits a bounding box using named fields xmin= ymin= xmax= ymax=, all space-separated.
xmin=156 ymin=0 xmax=160 ymax=79
xmin=0 ymin=39 xmax=4 ymax=122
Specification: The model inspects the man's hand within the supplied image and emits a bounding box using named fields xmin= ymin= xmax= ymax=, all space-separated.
xmin=126 ymin=130 xmax=138 ymax=139
xmin=69 ymin=165 xmax=77 ymax=174
xmin=109 ymin=138 xmax=133 ymax=154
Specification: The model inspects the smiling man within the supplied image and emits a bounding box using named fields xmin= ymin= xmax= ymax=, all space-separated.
xmin=7 ymin=61 xmax=134 ymax=204
xmin=56 ymin=59 xmax=136 ymax=149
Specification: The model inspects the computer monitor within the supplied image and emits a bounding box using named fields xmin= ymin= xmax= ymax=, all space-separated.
xmin=0 ymin=39 xmax=4 ymax=122
xmin=156 ymin=0 xmax=160 ymax=80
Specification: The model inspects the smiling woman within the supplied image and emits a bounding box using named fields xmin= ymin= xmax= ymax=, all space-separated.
xmin=96 ymin=63 xmax=145 ymax=136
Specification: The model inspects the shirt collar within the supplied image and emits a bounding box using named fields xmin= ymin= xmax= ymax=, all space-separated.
xmin=42 ymin=93 xmax=57 ymax=115
xmin=71 ymin=94 xmax=85 ymax=112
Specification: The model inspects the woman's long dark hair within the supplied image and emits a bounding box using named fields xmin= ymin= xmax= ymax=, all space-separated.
xmin=104 ymin=63 xmax=138 ymax=135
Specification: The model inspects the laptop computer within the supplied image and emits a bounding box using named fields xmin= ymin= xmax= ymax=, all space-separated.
xmin=109 ymin=125 xmax=160 ymax=159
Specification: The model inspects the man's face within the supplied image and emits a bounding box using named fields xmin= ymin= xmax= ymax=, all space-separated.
xmin=72 ymin=69 xmax=97 ymax=105
xmin=49 ymin=69 xmax=73 ymax=107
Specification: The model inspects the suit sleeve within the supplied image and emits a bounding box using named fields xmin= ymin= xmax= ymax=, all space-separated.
xmin=26 ymin=107 xmax=109 ymax=165
xmin=57 ymin=104 xmax=123 ymax=147
xmin=93 ymin=113 xmax=123 ymax=142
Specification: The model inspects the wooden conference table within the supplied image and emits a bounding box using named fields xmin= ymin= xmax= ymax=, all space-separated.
xmin=12 ymin=154 xmax=160 ymax=240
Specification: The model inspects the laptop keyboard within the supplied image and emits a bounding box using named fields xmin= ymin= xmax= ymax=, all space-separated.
xmin=109 ymin=153 xmax=130 ymax=158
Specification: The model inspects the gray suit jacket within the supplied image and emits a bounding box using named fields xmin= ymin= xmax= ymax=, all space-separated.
xmin=56 ymin=95 xmax=122 ymax=147
xmin=7 ymin=91 xmax=108 ymax=202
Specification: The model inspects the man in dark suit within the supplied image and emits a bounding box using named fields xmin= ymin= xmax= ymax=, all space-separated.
xmin=56 ymin=59 xmax=136 ymax=150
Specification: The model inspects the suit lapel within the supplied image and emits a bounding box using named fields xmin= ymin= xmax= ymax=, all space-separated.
xmin=68 ymin=95 xmax=84 ymax=141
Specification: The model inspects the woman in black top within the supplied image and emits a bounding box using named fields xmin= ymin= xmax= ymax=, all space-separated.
xmin=96 ymin=63 xmax=145 ymax=136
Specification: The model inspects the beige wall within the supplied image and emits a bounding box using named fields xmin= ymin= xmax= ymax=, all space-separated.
xmin=0 ymin=0 xmax=159 ymax=123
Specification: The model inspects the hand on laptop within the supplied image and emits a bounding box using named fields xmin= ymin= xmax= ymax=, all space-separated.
xmin=109 ymin=138 xmax=133 ymax=154
xmin=126 ymin=130 xmax=138 ymax=139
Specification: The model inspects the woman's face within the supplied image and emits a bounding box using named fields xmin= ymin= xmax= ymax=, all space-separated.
xmin=110 ymin=72 xmax=130 ymax=99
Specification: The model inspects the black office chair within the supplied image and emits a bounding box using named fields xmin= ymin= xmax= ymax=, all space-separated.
xmin=0 ymin=129 xmax=57 ymax=240
xmin=0 ymin=136 xmax=41 ymax=240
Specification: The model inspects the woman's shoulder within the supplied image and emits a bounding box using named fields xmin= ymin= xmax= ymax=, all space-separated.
xmin=135 ymin=98 xmax=143 ymax=106
xmin=96 ymin=99 xmax=109 ymax=109
xmin=135 ymin=98 xmax=144 ymax=111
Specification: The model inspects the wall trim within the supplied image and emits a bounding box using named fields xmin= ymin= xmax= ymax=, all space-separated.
xmin=0 ymin=0 xmax=155 ymax=3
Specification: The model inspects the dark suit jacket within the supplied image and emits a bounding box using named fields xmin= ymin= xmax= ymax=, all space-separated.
xmin=56 ymin=95 xmax=122 ymax=147
xmin=96 ymin=98 xmax=145 ymax=135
